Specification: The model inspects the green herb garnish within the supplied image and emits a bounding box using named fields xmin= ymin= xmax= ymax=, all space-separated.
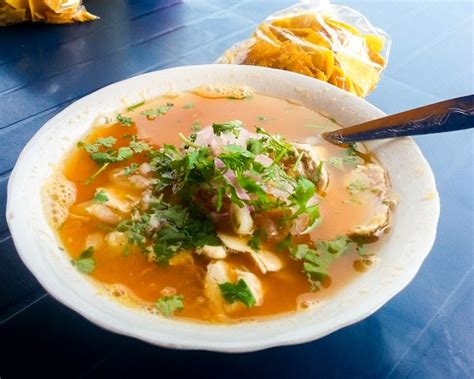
xmin=219 ymin=279 xmax=256 ymax=308
xmin=191 ymin=120 xmax=201 ymax=132
xmin=123 ymin=163 xmax=139 ymax=176
xmin=155 ymin=295 xmax=184 ymax=317
xmin=248 ymin=230 xmax=262 ymax=251
xmin=93 ymin=190 xmax=108 ymax=203
xmin=141 ymin=103 xmax=174 ymax=119
xmin=71 ymin=246 xmax=96 ymax=274
xmin=347 ymin=180 xmax=369 ymax=194
xmin=116 ymin=114 xmax=133 ymax=127
xmin=212 ymin=120 xmax=242 ymax=136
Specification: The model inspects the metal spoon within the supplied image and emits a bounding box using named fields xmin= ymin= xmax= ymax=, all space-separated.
xmin=322 ymin=94 xmax=474 ymax=144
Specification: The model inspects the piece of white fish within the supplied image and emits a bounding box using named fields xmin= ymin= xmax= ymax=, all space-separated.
xmin=218 ymin=233 xmax=283 ymax=274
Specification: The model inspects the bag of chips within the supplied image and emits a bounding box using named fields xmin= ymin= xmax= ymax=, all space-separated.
xmin=216 ymin=0 xmax=390 ymax=97
xmin=0 ymin=0 xmax=97 ymax=26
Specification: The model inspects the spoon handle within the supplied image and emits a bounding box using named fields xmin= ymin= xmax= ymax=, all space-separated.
xmin=322 ymin=94 xmax=474 ymax=144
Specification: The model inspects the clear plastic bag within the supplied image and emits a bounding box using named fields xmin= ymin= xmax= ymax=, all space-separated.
xmin=0 ymin=0 xmax=97 ymax=26
xmin=216 ymin=0 xmax=391 ymax=97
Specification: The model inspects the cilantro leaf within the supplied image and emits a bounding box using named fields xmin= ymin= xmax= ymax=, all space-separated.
xmin=318 ymin=237 xmax=350 ymax=255
xmin=247 ymin=138 xmax=265 ymax=155
xmin=96 ymin=137 xmax=117 ymax=148
xmin=83 ymin=136 xmax=117 ymax=154
xmin=123 ymin=163 xmax=139 ymax=176
xmin=183 ymin=103 xmax=195 ymax=109
xmin=248 ymin=229 xmax=261 ymax=251
xmin=129 ymin=140 xmax=151 ymax=153
xmin=141 ymin=103 xmax=174 ymax=119
xmin=219 ymin=279 xmax=256 ymax=308
xmin=326 ymin=155 xmax=363 ymax=169
xmin=255 ymin=127 xmax=295 ymax=163
xmin=219 ymin=145 xmax=254 ymax=173
xmin=289 ymin=176 xmax=321 ymax=232
xmin=237 ymin=175 xmax=270 ymax=206
xmin=155 ymin=295 xmax=184 ymax=317
xmin=116 ymin=114 xmax=133 ymax=127
xmin=291 ymin=176 xmax=316 ymax=206
xmin=191 ymin=120 xmax=201 ymax=132
xmin=288 ymin=237 xmax=352 ymax=291
xmin=347 ymin=180 xmax=369 ymax=194
xmin=216 ymin=186 xmax=225 ymax=212
xmin=72 ymin=246 xmax=96 ymax=274
xmin=93 ymin=190 xmax=108 ymax=203
xmin=212 ymin=120 xmax=242 ymax=136
xmin=117 ymin=147 xmax=134 ymax=161
xmin=90 ymin=152 xmax=117 ymax=164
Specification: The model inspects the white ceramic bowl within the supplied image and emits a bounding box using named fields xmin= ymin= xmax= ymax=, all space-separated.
xmin=6 ymin=65 xmax=439 ymax=352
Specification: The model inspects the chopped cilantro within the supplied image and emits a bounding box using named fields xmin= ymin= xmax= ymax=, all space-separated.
xmin=237 ymin=175 xmax=271 ymax=207
xmin=117 ymin=146 xmax=134 ymax=161
xmin=247 ymin=138 xmax=264 ymax=154
xmin=255 ymin=126 xmax=295 ymax=163
xmin=155 ymin=295 xmax=184 ymax=317
xmin=141 ymin=103 xmax=174 ymax=119
xmin=216 ymin=186 xmax=225 ymax=212
xmin=212 ymin=120 xmax=242 ymax=137
xmin=219 ymin=145 xmax=254 ymax=173
xmin=219 ymin=279 xmax=256 ymax=308
xmin=71 ymin=246 xmax=96 ymax=274
xmin=129 ymin=139 xmax=151 ymax=153
xmin=118 ymin=202 xmax=220 ymax=265
xmin=248 ymin=230 xmax=261 ymax=251
xmin=290 ymin=176 xmax=321 ymax=231
xmin=347 ymin=180 xmax=369 ymax=194
xmin=191 ymin=120 xmax=201 ymax=132
xmin=93 ymin=190 xmax=108 ymax=203
xmin=287 ymin=236 xmax=353 ymax=290
xmin=116 ymin=114 xmax=133 ymax=127
xmin=327 ymin=145 xmax=364 ymax=169
xmin=326 ymin=155 xmax=363 ymax=169
xmin=83 ymin=136 xmax=117 ymax=154
xmin=123 ymin=163 xmax=139 ymax=176
xmin=183 ymin=103 xmax=195 ymax=109
xmin=318 ymin=236 xmax=350 ymax=255
xmin=96 ymin=137 xmax=117 ymax=147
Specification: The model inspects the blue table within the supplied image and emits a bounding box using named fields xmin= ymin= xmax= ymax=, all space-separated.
xmin=0 ymin=1 xmax=472 ymax=377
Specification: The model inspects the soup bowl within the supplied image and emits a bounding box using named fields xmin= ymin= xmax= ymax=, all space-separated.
xmin=6 ymin=64 xmax=439 ymax=352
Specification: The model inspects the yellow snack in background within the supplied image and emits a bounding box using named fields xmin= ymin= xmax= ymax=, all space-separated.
xmin=217 ymin=7 xmax=390 ymax=98
xmin=0 ymin=0 xmax=97 ymax=26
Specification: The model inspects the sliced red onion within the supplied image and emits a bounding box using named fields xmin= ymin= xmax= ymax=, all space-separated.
xmin=214 ymin=157 xmax=225 ymax=169
xmin=223 ymin=170 xmax=250 ymax=201
xmin=290 ymin=213 xmax=310 ymax=236
xmin=255 ymin=154 xmax=273 ymax=167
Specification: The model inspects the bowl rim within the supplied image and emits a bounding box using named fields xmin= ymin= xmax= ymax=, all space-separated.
xmin=6 ymin=64 xmax=440 ymax=352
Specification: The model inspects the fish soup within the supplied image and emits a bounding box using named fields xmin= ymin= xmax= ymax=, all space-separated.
xmin=44 ymin=86 xmax=394 ymax=323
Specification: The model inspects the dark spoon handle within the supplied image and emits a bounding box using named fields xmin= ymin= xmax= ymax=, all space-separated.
xmin=322 ymin=94 xmax=474 ymax=144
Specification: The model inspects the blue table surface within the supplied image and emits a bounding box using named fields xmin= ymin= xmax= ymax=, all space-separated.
xmin=0 ymin=1 xmax=473 ymax=377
